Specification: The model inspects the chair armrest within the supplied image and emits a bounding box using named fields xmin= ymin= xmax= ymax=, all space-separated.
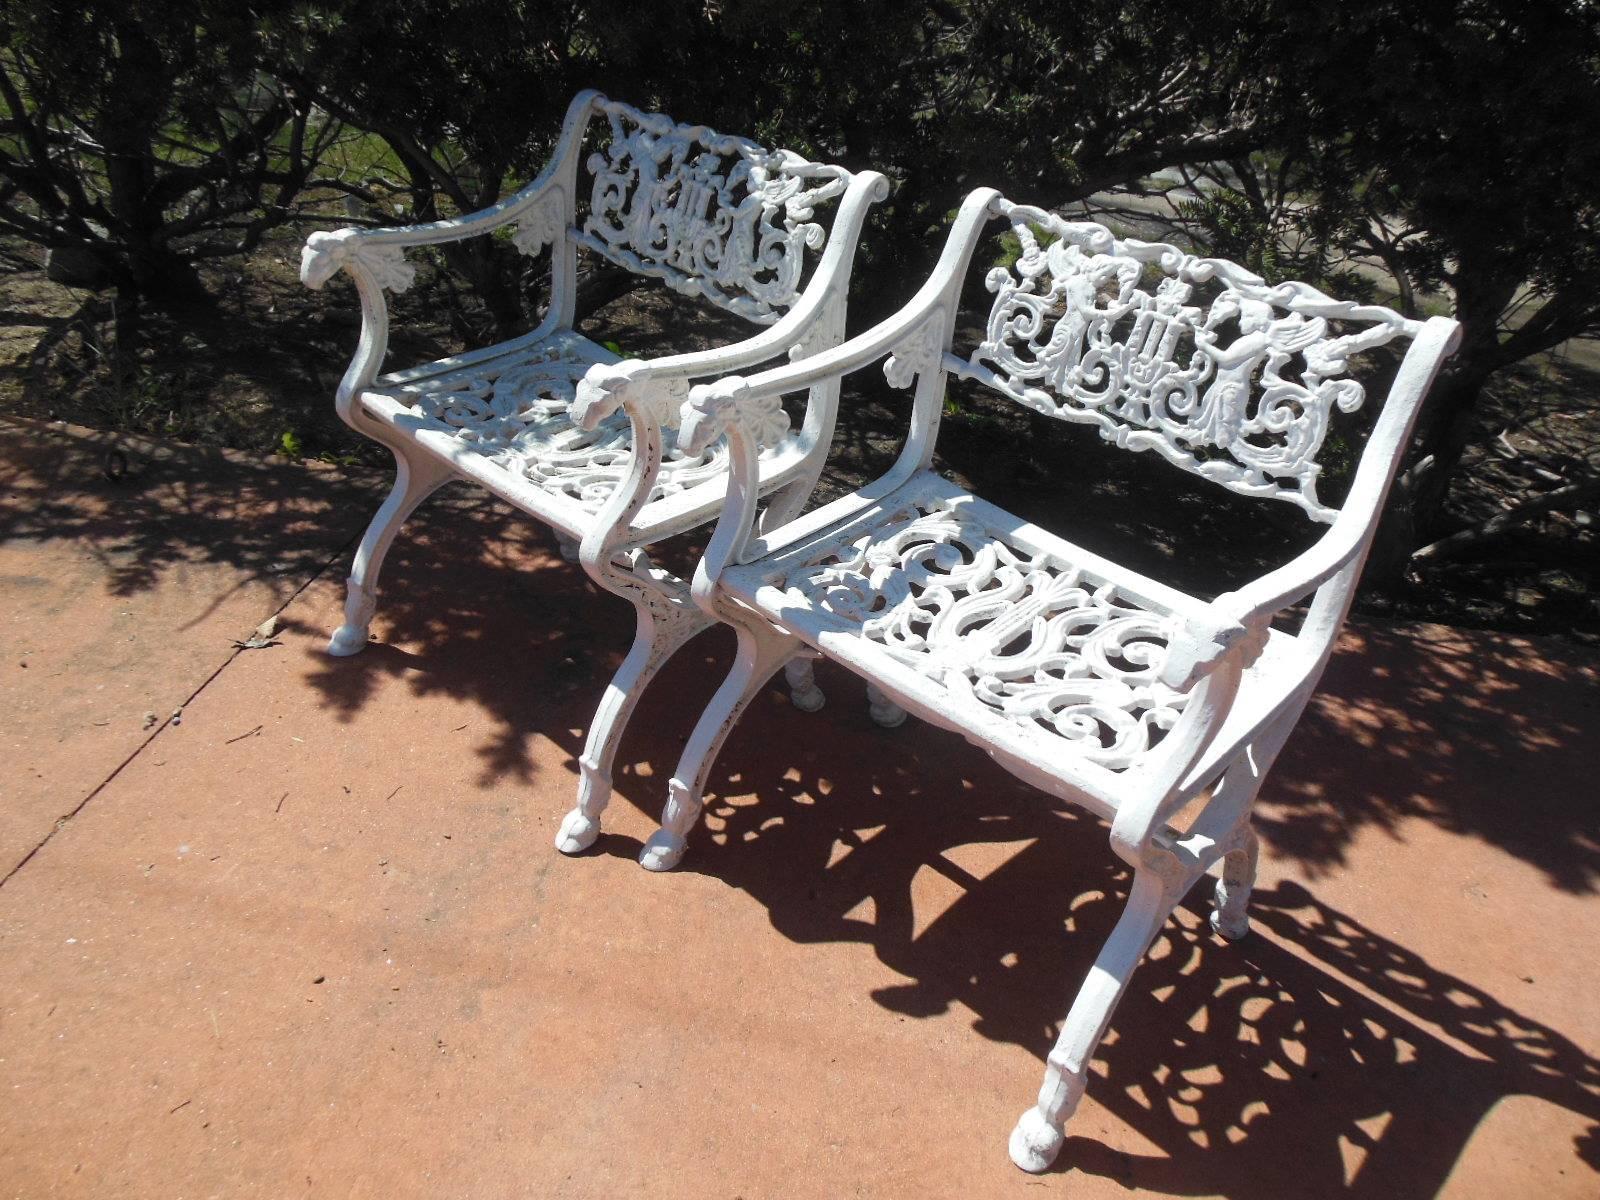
xmin=625 ymin=170 xmax=891 ymax=388
xmin=301 ymin=90 xmax=598 ymax=285
xmin=1213 ymin=314 xmax=1464 ymax=631
xmin=673 ymin=187 xmax=1004 ymax=407
xmin=297 ymin=92 xmax=600 ymax=417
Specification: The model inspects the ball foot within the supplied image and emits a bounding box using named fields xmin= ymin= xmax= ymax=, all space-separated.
xmin=1008 ymin=1107 xmax=1065 ymax=1174
xmin=327 ymin=624 xmax=370 ymax=656
xmin=868 ymin=700 xmax=908 ymax=728
xmin=790 ymin=685 xmax=826 ymax=713
xmin=554 ymin=808 xmax=601 ymax=855
xmin=1210 ymin=908 xmax=1250 ymax=941
xmin=639 ymin=830 xmax=687 ymax=872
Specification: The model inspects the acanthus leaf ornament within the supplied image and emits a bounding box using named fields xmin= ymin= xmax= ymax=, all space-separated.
xmin=883 ymin=308 xmax=947 ymax=389
xmin=511 ymin=188 xmax=567 ymax=258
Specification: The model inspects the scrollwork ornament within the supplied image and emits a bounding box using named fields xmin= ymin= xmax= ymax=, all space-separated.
xmin=782 ymin=500 xmax=1189 ymax=771
xmin=884 ymin=308 xmax=947 ymax=389
xmin=951 ymin=202 xmax=1419 ymax=521
xmin=575 ymin=100 xmax=852 ymax=325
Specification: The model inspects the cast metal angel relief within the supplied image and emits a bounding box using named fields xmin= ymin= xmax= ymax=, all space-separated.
xmin=950 ymin=204 xmax=1416 ymax=521
xmin=575 ymin=99 xmax=851 ymax=325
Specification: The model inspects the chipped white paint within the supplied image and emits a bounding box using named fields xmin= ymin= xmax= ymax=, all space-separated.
xmin=653 ymin=187 xmax=1461 ymax=1172
xmin=301 ymin=92 xmax=887 ymax=844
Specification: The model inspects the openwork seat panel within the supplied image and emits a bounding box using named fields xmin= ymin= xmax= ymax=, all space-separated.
xmin=744 ymin=494 xmax=1197 ymax=772
xmin=369 ymin=337 xmax=778 ymax=512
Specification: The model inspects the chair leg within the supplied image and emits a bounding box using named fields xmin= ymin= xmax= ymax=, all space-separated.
xmin=866 ymin=681 xmax=907 ymax=728
xmin=1009 ymin=868 xmax=1182 ymax=1173
xmin=784 ymin=655 xmax=826 ymax=713
xmin=328 ymin=448 xmax=454 ymax=656
xmin=1210 ymin=828 xmax=1260 ymax=941
xmin=639 ymin=621 xmax=801 ymax=872
xmin=555 ymin=596 xmax=711 ymax=854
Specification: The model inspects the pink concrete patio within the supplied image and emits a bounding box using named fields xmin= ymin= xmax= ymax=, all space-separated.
xmin=2 ymin=415 xmax=1597 ymax=1198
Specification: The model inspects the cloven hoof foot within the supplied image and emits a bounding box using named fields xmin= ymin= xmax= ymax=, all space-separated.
xmin=1008 ymin=1107 xmax=1065 ymax=1174
xmin=868 ymin=700 xmax=908 ymax=729
xmin=638 ymin=830 xmax=687 ymax=872
xmin=790 ymin=685 xmax=826 ymax=713
xmin=554 ymin=809 xmax=601 ymax=855
xmin=1210 ymin=908 xmax=1251 ymax=941
xmin=327 ymin=624 xmax=370 ymax=657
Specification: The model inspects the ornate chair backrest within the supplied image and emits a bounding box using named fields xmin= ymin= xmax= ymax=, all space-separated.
xmin=941 ymin=199 xmax=1428 ymax=523
xmin=570 ymin=96 xmax=857 ymax=327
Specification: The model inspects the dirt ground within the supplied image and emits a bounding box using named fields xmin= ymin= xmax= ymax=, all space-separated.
xmin=2 ymin=229 xmax=1596 ymax=644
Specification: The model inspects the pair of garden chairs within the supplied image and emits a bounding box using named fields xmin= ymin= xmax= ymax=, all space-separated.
xmin=300 ymin=91 xmax=1460 ymax=1173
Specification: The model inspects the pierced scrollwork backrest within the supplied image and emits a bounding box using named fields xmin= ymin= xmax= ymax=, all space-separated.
xmin=575 ymin=98 xmax=853 ymax=326
xmin=946 ymin=200 xmax=1424 ymax=522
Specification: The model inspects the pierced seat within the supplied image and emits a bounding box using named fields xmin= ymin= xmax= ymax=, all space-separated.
xmin=725 ymin=474 xmax=1301 ymax=813
xmin=359 ymin=330 xmax=799 ymax=538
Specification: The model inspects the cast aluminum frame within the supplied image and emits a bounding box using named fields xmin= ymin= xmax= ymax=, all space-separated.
xmin=300 ymin=92 xmax=888 ymax=848
xmin=639 ymin=187 xmax=1461 ymax=1173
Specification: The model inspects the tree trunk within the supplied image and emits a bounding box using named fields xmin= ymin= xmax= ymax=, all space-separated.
xmin=1363 ymin=364 xmax=1490 ymax=593
xmin=1406 ymin=366 xmax=1492 ymax=539
xmin=96 ymin=18 xmax=206 ymax=303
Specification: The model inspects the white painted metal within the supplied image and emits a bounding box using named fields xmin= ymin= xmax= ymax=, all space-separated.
xmin=658 ymin=187 xmax=1461 ymax=1172
xmin=300 ymin=92 xmax=888 ymax=849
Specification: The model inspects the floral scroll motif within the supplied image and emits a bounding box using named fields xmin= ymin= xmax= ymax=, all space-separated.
xmin=782 ymin=500 xmax=1189 ymax=770
xmin=511 ymin=188 xmax=567 ymax=258
xmin=576 ymin=99 xmax=851 ymax=325
xmin=386 ymin=343 xmax=745 ymax=510
xmin=952 ymin=204 xmax=1418 ymax=521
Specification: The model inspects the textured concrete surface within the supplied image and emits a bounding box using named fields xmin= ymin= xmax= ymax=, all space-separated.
xmin=0 ymin=417 xmax=382 ymax=873
xmin=1 ymin=419 xmax=1597 ymax=1198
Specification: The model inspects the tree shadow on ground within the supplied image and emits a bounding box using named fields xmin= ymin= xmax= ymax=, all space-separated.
xmin=0 ymin=415 xmax=385 ymax=605
xmin=591 ymin=648 xmax=1600 ymax=1195
xmin=12 ymin=396 xmax=1595 ymax=1191
xmin=283 ymin=489 xmax=1600 ymax=1192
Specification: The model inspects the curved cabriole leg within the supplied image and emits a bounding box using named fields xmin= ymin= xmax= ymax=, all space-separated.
xmin=1009 ymin=868 xmax=1181 ymax=1173
xmin=784 ymin=655 xmax=826 ymax=713
xmin=328 ymin=447 xmax=453 ymax=656
xmin=555 ymin=597 xmax=711 ymax=854
xmin=866 ymin=681 xmax=908 ymax=728
xmin=1211 ymin=828 xmax=1260 ymax=941
xmin=640 ymin=622 xmax=800 ymax=872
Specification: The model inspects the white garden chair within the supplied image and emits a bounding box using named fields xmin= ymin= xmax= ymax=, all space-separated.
xmin=299 ymin=92 xmax=887 ymax=850
xmin=642 ymin=187 xmax=1461 ymax=1171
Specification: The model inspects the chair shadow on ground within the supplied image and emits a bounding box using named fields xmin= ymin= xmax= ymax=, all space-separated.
xmin=287 ymin=490 xmax=1600 ymax=1197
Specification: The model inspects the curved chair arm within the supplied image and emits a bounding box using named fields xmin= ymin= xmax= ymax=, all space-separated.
xmin=626 ymin=170 xmax=892 ymax=394
xmin=1111 ymin=315 xmax=1462 ymax=868
xmin=296 ymin=91 xmax=599 ymax=420
xmin=673 ymin=188 xmax=1004 ymax=410
xmin=676 ymin=376 xmax=793 ymax=615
